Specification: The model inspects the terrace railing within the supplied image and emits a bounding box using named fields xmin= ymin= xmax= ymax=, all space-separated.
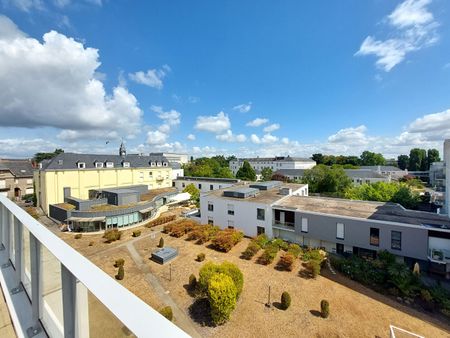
xmin=0 ymin=195 xmax=190 ymax=338
xmin=272 ymin=220 xmax=295 ymax=232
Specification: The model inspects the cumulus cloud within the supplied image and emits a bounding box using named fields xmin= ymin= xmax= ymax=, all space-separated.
xmin=406 ymin=108 xmax=450 ymax=140
xmin=151 ymin=105 xmax=181 ymax=126
xmin=246 ymin=118 xmax=268 ymax=127
xmin=328 ymin=125 xmax=370 ymax=144
xmin=195 ymin=111 xmax=230 ymax=133
xmin=145 ymin=105 xmax=181 ymax=146
xmin=355 ymin=0 xmax=438 ymax=71
xmin=216 ymin=130 xmax=247 ymax=143
xmin=146 ymin=130 xmax=168 ymax=145
xmin=263 ymin=123 xmax=280 ymax=133
xmin=187 ymin=134 xmax=196 ymax=141
xmin=129 ymin=65 xmax=170 ymax=89
xmin=233 ymin=102 xmax=252 ymax=113
xmin=250 ymin=133 xmax=278 ymax=144
xmin=0 ymin=16 xmax=143 ymax=141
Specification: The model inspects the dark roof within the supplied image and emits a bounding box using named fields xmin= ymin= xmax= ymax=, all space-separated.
xmin=233 ymin=156 xmax=315 ymax=163
xmin=176 ymin=176 xmax=239 ymax=183
xmin=40 ymin=153 xmax=169 ymax=170
xmin=360 ymin=166 xmax=404 ymax=172
xmin=170 ymin=162 xmax=182 ymax=169
xmin=274 ymin=169 xmax=306 ymax=177
xmin=0 ymin=159 xmax=34 ymax=178
xmin=344 ymin=169 xmax=386 ymax=179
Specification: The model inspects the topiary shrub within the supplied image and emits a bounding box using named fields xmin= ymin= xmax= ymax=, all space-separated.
xmin=132 ymin=230 xmax=141 ymax=237
xmin=74 ymin=233 xmax=82 ymax=239
xmin=219 ymin=261 xmax=244 ymax=298
xmin=207 ymin=273 xmax=237 ymax=325
xmin=277 ymin=253 xmax=295 ymax=271
xmin=103 ymin=229 xmax=121 ymax=243
xmin=307 ymin=259 xmax=321 ymax=278
xmin=189 ymin=274 xmax=197 ymax=289
xmin=281 ymin=291 xmax=291 ymax=310
xmin=88 ymin=241 xmax=94 ymax=246
xmin=158 ymin=237 xmax=164 ymax=248
xmin=320 ymin=300 xmax=329 ymax=318
xmin=258 ymin=243 xmax=279 ymax=265
xmin=242 ymin=241 xmax=260 ymax=260
xmin=197 ymin=253 xmax=205 ymax=262
xmin=287 ymin=243 xmax=302 ymax=258
xmin=254 ymin=234 xmax=269 ymax=249
xmin=211 ymin=229 xmax=244 ymax=252
xmin=115 ymin=265 xmax=124 ymax=280
xmin=114 ymin=258 xmax=125 ymax=268
xmin=159 ymin=306 xmax=173 ymax=321
xmin=198 ymin=261 xmax=243 ymax=298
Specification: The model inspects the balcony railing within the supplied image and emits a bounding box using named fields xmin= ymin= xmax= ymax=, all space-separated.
xmin=272 ymin=220 xmax=295 ymax=232
xmin=428 ymin=248 xmax=450 ymax=263
xmin=0 ymin=195 xmax=189 ymax=338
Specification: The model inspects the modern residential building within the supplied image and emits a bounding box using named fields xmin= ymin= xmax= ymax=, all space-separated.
xmin=200 ymin=181 xmax=309 ymax=237
xmin=170 ymin=162 xmax=184 ymax=180
xmin=229 ymin=156 xmax=316 ymax=176
xmin=0 ymin=158 xmax=34 ymax=200
xmin=430 ymin=161 xmax=445 ymax=189
xmin=150 ymin=152 xmax=189 ymax=164
xmin=173 ymin=176 xmax=240 ymax=193
xmin=360 ymin=165 xmax=408 ymax=180
xmin=35 ymin=144 xmax=174 ymax=214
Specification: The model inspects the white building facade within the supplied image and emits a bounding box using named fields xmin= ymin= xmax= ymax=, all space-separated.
xmin=174 ymin=176 xmax=240 ymax=193
xmin=229 ymin=156 xmax=316 ymax=176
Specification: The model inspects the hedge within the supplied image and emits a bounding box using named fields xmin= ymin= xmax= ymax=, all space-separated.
xmin=211 ymin=229 xmax=244 ymax=252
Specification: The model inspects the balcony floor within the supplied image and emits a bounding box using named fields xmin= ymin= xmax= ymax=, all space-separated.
xmin=0 ymin=287 xmax=16 ymax=338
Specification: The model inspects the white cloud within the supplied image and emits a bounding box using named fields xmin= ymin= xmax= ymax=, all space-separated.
xmin=187 ymin=134 xmax=196 ymax=141
xmin=250 ymin=133 xmax=278 ymax=144
xmin=129 ymin=65 xmax=170 ymax=89
xmin=216 ymin=130 xmax=247 ymax=143
xmin=355 ymin=0 xmax=438 ymax=71
xmin=406 ymin=108 xmax=450 ymax=140
xmin=233 ymin=102 xmax=252 ymax=113
xmin=151 ymin=106 xmax=181 ymax=126
xmin=195 ymin=111 xmax=230 ymax=133
xmin=146 ymin=130 xmax=168 ymax=145
xmin=188 ymin=96 xmax=199 ymax=103
xmin=263 ymin=123 xmax=280 ymax=133
xmin=0 ymin=137 xmax=58 ymax=157
xmin=246 ymin=118 xmax=268 ymax=127
xmin=0 ymin=18 xmax=143 ymax=140
xmin=328 ymin=125 xmax=370 ymax=144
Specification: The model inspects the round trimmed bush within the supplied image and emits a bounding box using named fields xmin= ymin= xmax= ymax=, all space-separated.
xmin=281 ymin=291 xmax=291 ymax=310
xmin=115 ymin=265 xmax=124 ymax=280
xmin=159 ymin=306 xmax=173 ymax=321
xmin=189 ymin=274 xmax=197 ymax=289
xmin=158 ymin=237 xmax=164 ymax=248
xmin=208 ymin=273 xmax=237 ymax=325
xmin=114 ymin=258 xmax=125 ymax=268
xmin=320 ymin=300 xmax=329 ymax=318
xmin=74 ymin=234 xmax=82 ymax=239
xmin=197 ymin=253 xmax=205 ymax=262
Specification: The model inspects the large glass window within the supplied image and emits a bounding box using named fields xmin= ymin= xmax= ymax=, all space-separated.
xmin=257 ymin=208 xmax=265 ymax=221
xmin=208 ymin=203 xmax=214 ymax=212
xmin=227 ymin=204 xmax=234 ymax=215
xmin=257 ymin=226 xmax=265 ymax=235
xmin=336 ymin=223 xmax=344 ymax=240
xmin=391 ymin=231 xmax=402 ymax=250
xmin=301 ymin=217 xmax=308 ymax=233
xmin=370 ymin=228 xmax=380 ymax=246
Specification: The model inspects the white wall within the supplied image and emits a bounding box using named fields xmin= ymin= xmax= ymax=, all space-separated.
xmin=445 ymin=139 xmax=450 ymax=215
xmin=174 ymin=179 xmax=236 ymax=193
xmin=171 ymin=169 xmax=184 ymax=180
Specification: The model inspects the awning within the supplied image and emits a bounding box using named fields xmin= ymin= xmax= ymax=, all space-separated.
xmin=67 ymin=216 xmax=106 ymax=222
xmin=139 ymin=207 xmax=154 ymax=214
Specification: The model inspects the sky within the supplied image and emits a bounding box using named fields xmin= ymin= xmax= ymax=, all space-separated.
xmin=0 ymin=0 xmax=450 ymax=159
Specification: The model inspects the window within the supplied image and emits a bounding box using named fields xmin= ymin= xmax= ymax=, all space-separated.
xmin=227 ymin=220 xmax=234 ymax=229
xmin=336 ymin=223 xmax=344 ymax=240
xmin=391 ymin=231 xmax=402 ymax=250
xmin=301 ymin=217 xmax=308 ymax=233
xmin=370 ymin=228 xmax=380 ymax=246
xmin=227 ymin=204 xmax=234 ymax=215
xmin=208 ymin=217 xmax=214 ymax=225
xmin=123 ymin=162 xmax=130 ymax=168
xmin=198 ymin=184 xmax=202 ymax=189
xmin=95 ymin=162 xmax=103 ymax=168
xmin=256 ymin=208 xmax=265 ymax=221
xmin=257 ymin=226 xmax=265 ymax=235
xmin=151 ymin=162 xmax=156 ymax=167
xmin=77 ymin=162 xmax=86 ymax=169
xmin=182 ymin=183 xmax=185 ymax=188
xmin=208 ymin=203 xmax=214 ymax=212
xmin=163 ymin=162 xmax=168 ymax=167
xmin=210 ymin=184 xmax=214 ymax=191
xmin=149 ymin=171 xmax=153 ymax=177
xmin=106 ymin=162 xmax=114 ymax=168
xmin=58 ymin=160 xmax=63 ymax=165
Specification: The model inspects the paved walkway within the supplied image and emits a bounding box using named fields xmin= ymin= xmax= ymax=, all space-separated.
xmin=126 ymin=242 xmax=201 ymax=338
xmin=0 ymin=287 xmax=16 ymax=338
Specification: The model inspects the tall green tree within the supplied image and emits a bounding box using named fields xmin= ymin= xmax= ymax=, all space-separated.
xmin=33 ymin=148 xmax=64 ymax=163
xmin=360 ymin=151 xmax=386 ymax=166
xmin=312 ymin=153 xmax=324 ymax=164
xmin=183 ymin=183 xmax=200 ymax=206
xmin=408 ymin=148 xmax=427 ymax=171
xmin=426 ymin=149 xmax=440 ymax=169
xmin=397 ymin=155 xmax=409 ymax=170
xmin=302 ymin=164 xmax=351 ymax=195
xmin=236 ymin=161 xmax=256 ymax=181
xmin=261 ymin=167 xmax=273 ymax=181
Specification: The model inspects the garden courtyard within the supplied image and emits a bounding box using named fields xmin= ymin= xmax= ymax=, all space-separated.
xmin=58 ymin=211 xmax=450 ymax=338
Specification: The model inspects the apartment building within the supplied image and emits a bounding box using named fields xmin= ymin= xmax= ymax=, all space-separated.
xmin=150 ymin=152 xmax=189 ymax=164
xmin=35 ymin=144 xmax=173 ymax=214
xmin=0 ymin=159 xmax=34 ymax=199
xmin=173 ymin=176 xmax=240 ymax=193
xmin=360 ymin=165 xmax=408 ymax=180
xmin=229 ymin=156 xmax=316 ymax=176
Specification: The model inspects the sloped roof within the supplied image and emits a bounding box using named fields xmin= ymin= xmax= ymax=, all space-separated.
xmin=0 ymin=159 xmax=34 ymax=177
xmin=360 ymin=166 xmax=405 ymax=172
xmin=344 ymin=169 xmax=386 ymax=179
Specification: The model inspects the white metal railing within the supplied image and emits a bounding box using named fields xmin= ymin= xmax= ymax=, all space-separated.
xmin=0 ymin=195 xmax=189 ymax=338
xmin=389 ymin=325 xmax=425 ymax=338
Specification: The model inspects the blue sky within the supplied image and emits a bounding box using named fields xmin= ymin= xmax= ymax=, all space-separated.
xmin=1 ymin=0 xmax=450 ymax=158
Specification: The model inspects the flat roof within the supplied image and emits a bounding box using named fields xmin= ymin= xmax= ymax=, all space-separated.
xmin=275 ymin=196 xmax=450 ymax=228
xmin=205 ymin=182 xmax=307 ymax=204
xmin=176 ymin=176 xmax=240 ymax=183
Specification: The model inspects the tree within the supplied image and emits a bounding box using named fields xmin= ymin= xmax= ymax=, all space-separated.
xmin=312 ymin=153 xmax=324 ymax=164
xmin=360 ymin=151 xmax=385 ymax=166
xmin=261 ymin=167 xmax=273 ymax=181
xmin=33 ymin=148 xmax=64 ymax=163
xmin=182 ymin=156 xmax=235 ymax=178
xmin=426 ymin=149 xmax=440 ymax=169
xmin=302 ymin=165 xmax=351 ymax=195
xmin=236 ymin=160 xmax=256 ymax=181
xmin=183 ymin=183 xmax=200 ymax=206
xmin=408 ymin=148 xmax=427 ymax=171
xmin=207 ymin=273 xmax=237 ymax=325
xmin=397 ymin=155 xmax=409 ymax=170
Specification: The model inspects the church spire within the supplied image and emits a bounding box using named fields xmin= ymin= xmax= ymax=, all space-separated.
xmin=119 ymin=140 xmax=126 ymax=157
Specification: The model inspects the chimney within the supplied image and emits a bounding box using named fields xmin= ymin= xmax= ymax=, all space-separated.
xmin=445 ymin=139 xmax=450 ymax=216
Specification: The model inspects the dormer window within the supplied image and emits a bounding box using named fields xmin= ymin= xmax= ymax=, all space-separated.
xmin=77 ymin=162 xmax=86 ymax=169
xmin=95 ymin=162 xmax=104 ymax=168
xmin=58 ymin=160 xmax=63 ymax=165
xmin=163 ymin=162 xmax=168 ymax=167
xmin=157 ymin=162 xmax=162 ymax=167
xmin=150 ymin=162 xmax=156 ymax=167
xmin=122 ymin=161 xmax=130 ymax=168
xmin=106 ymin=162 xmax=114 ymax=168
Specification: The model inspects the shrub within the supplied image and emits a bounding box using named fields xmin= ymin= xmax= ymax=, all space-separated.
xmin=320 ymin=300 xmax=329 ymax=318
xmin=287 ymin=244 xmax=302 ymax=258
xmin=188 ymin=224 xmax=219 ymax=244
xmin=88 ymin=241 xmax=94 ymax=246
xmin=114 ymin=258 xmax=125 ymax=268
xmin=307 ymin=260 xmax=321 ymax=278
xmin=132 ymin=230 xmax=141 ymax=237
xmin=281 ymin=291 xmax=291 ymax=310
xmin=197 ymin=253 xmax=206 ymax=262
xmin=169 ymin=222 xmax=188 ymax=238
xmin=115 ymin=265 xmax=124 ymax=280
xmin=277 ymin=253 xmax=295 ymax=271
xmin=219 ymin=261 xmax=244 ymax=298
xmin=207 ymin=273 xmax=237 ymax=325
xmin=254 ymin=234 xmax=269 ymax=249
xmin=162 ymin=223 xmax=175 ymax=234
xmin=74 ymin=234 xmax=82 ymax=239
xmin=198 ymin=261 xmax=243 ymax=298
xmin=158 ymin=237 xmax=164 ymax=248
xmin=103 ymin=229 xmax=121 ymax=243
xmin=259 ymin=243 xmax=279 ymax=265
xmin=420 ymin=289 xmax=433 ymax=303
xmin=242 ymin=241 xmax=260 ymax=260
xmin=272 ymin=238 xmax=288 ymax=251
xmin=147 ymin=215 xmax=176 ymax=229
xmin=159 ymin=306 xmax=173 ymax=321
xmin=211 ymin=229 xmax=244 ymax=252
xmin=302 ymin=249 xmax=323 ymax=262
xmin=189 ymin=274 xmax=197 ymax=289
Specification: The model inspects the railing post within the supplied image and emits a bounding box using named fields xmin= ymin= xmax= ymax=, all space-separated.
xmin=0 ymin=204 xmax=4 ymax=247
xmin=61 ymin=264 xmax=76 ymax=338
xmin=28 ymin=233 xmax=42 ymax=337
xmin=3 ymin=207 xmax=10 ymax=261
xmin=13 ymin=217 xmax=22 ymax=292
xmin=9 ymin=211 xmax=14 ymax=263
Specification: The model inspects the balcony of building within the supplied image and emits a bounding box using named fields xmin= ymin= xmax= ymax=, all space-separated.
xmin=272 ymin=209 xmax=295 ymax=232
xmin=0 ymin=195 xmax=189 ymax=338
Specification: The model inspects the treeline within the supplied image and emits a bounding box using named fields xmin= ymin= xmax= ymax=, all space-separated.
xmin=397 ymin=148 xmax=440 ymax=171
xmin=33 ymin=148 xmax=64 ymax=163
xmin=312 ymin=151 xmax=385 ymax=166
xmin=182 ymin=155 xmax=236 ymax=178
